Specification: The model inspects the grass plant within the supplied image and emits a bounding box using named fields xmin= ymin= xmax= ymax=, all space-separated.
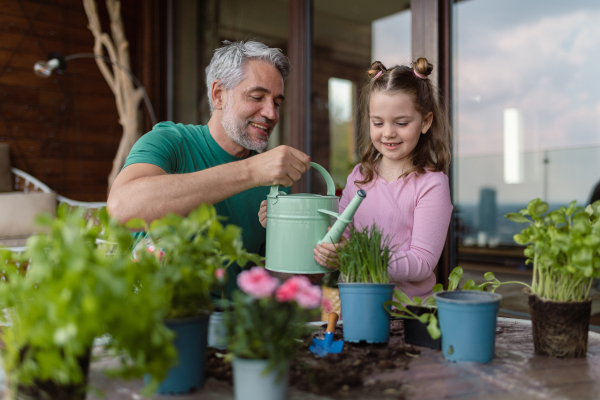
xmin=336 ymin=224 xmax=392 ymax=284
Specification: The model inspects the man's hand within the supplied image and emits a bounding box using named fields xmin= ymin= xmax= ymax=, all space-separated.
xmin=258 ymin=200 xmax=267 ymax=228
xmin=247 ymin=145 xmax=311 ymax=188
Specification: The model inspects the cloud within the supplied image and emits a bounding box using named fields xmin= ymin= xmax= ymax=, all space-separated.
xmin=456 ymin=8 xmax=600 ymax=156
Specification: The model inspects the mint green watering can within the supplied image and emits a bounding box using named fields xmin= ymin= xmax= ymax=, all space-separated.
xmin=265 ymin=162 xmax=366 ymax=274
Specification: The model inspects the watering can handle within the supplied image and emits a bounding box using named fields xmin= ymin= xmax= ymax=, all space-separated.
xmin=269 ymin=162 xmax=336 ymax=196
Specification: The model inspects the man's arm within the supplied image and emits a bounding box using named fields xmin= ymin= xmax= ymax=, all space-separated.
xmin=107 ymin=145 xmax=310 ymax=225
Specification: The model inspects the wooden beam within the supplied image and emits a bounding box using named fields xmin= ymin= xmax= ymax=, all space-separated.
xmin=412 ymin=0 xmax=454 ymax=288
xmin=287 ymin=0 xmax=312 ymax=194
xmin=411 ymin=0 xmax=439 ymax=85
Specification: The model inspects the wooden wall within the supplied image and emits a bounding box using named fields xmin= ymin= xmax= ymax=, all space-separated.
xmin=0 ymin=0 xmax=165 ymax=202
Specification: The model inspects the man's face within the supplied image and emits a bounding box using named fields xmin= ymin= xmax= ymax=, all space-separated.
xmin=221 ymin=60 xmax=285 ymax=151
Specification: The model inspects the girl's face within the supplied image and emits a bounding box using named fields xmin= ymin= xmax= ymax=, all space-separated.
xmin=369 ymin=91 xmax=433 ymax=174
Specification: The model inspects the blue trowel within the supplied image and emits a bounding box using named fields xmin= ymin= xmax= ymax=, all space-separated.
xmin=310 ymin=312 xmax=344 ymax=357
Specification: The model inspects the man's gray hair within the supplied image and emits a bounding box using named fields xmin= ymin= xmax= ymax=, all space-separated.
xmin=205 ymin=40 xmax=290 ymax=114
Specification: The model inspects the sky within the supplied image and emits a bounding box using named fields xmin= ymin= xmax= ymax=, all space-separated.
xmin=454 ymin=0 xmax=600 ymax=206
xmin=359 ymin=2 xmax=600 ymax=206
xmin=455 ymin=0 xmax=600 ymax=156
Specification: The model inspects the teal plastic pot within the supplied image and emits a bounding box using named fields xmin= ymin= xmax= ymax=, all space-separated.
xmin=338 ymin=283 xmax=394 ymax=343
xmin=146 ymin=315 xmax=210 ymax=394
xmin=232 ymin=358 xmax=289 ymax=400
xmin=433 ymin=291 xmax=502 ymax=363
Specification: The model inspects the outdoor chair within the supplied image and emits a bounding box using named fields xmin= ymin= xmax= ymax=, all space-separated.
xmin=0 ymin=143 xmax=106 ymax=252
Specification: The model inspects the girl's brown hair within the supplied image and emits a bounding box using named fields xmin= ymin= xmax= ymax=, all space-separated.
xmin=356 ymin=58 xmax=451 ymax=186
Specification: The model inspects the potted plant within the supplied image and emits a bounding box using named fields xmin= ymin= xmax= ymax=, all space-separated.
xmin=0 ymin=206 xmax=176 ymax=400
xmin=132 ymin=203 xmax=263 ymax=394
xmin=385 ymin=266 xmax=499 ymax=355
xmin=224 ymin=267 xmax=321 ymax=400
xmin=503 ymin=198 xmax=600 ymax=358
xmin=336 ymin=224 xmax=395 ymax=343
xmin=383 ymin=268 xmax=466 ymax=350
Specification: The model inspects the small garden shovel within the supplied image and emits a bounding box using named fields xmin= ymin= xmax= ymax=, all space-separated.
xmin=310 ymin=312 xmax=344 ymax=357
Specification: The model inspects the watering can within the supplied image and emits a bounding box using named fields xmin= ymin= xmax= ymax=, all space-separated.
xmin=265 ymin=162 xmax=366 ymax=274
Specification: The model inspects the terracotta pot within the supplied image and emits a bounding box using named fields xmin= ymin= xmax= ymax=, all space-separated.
xmin=528 ymin=294 xmax=591 ymax=358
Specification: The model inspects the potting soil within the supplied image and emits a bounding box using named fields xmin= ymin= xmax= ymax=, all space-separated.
xmin=205 ymin=319 xmax=418 ymax=398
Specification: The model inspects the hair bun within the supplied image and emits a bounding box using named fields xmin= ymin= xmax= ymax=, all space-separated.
xmin=368 ymin=61 xmax=387 ymax=80
xmin=412 ymin=58 xmax=433 ymax=77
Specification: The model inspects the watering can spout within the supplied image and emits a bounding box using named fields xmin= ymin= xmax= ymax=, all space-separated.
xmin=319 ymin=189 xmax=366 ymax=244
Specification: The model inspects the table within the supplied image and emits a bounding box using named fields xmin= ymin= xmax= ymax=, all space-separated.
xmin=18 ymin=318 xmax=600 ymax=400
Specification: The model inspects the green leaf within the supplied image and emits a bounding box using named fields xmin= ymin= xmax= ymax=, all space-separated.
xmin=504 ymin=213 xmax=530 ymax=224
xmin=432 ymin=283 xmax=443 ymax=293
xmin=514 ymin=234 xmax=529 ymax=245
xmin=448 ymin=267 xmax=463 ymax=291
xmin=418 ymin=313 xmax=430 ymax=324
xmin=483 ymin=272 xmax=495 ymax=281
xmin=125 ymin=218 xmax=147 ymax=230
xmin=462 ymin=279 xmax=477 ymax=291
xmin=427 ymin=315 xmax=441 ymax=340
xmin=392 ymin=290 xmax=412 ymax=305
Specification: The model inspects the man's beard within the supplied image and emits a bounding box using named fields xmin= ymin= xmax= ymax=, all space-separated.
xmin=221 ymin=99 xmax=270 ymax=151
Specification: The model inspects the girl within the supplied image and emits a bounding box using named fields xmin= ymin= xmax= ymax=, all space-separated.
xmin=315 ymin=58 xmax=453 ymax=300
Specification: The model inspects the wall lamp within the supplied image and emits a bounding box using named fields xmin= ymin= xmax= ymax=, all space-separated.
xmin=34 ymin=51 xmax=157 ymax=126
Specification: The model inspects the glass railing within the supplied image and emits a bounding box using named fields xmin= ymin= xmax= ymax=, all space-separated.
xmin=455 ymin=145 xmax=600 ymax=247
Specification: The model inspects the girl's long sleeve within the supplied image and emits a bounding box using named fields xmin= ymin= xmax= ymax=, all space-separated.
xmin=339 ymin=166 xmax=453 ymax=299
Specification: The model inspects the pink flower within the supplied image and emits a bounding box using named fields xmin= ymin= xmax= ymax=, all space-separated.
xmin=295 ymin=284 xmax=322 ymax=309
xmin=275 ymin=278 xmax=299 ymax=302
xmin=215 ymin=268 xmax=225 ymax=281
xmin=237 ymin=267 xmax=280 ymax=298
xmin=276 ymin=276 xmax=322 ymax=309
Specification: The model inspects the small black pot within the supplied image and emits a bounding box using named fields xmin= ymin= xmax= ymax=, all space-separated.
xmin=403 ymin=306 xmax=441 ymax=350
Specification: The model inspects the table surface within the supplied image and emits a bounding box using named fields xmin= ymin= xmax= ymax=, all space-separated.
xmin=5 ymin=317 xmax=600 ymax=400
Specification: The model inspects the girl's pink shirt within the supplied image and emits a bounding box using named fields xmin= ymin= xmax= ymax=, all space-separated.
xmin=339 ymin=165 xmax=453 ymax=300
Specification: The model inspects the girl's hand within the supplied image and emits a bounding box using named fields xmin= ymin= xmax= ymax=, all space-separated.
xmin=314 ymin=234 xmax=346 ymax=269
xmin=258 ymin=200 xmax=267 ymax=228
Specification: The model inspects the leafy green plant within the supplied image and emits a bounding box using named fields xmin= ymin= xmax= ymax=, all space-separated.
xmin=504 ymin=198 xmax=600 ymax=302
xmin=384 ymin=267 xmax=494 ymax=339
xmin=0 ymin=205 xmax=176 ymax=396
xmin=224 ymin=268 xmax=320 ymax=381
xmin=127 ymin=203 xmax=263 ymax=319
xmin=336 ymin=224 xmax=393 ymax=283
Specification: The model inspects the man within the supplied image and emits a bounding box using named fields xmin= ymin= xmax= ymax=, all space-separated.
xmin=107 ymin=41 xmax=312 ymax=298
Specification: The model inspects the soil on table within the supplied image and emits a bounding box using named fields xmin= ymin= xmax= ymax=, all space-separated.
xmin=206 ymin=319 xmax=420 ymax=399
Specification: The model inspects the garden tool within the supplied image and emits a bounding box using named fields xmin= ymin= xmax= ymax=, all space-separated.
xmin=310 ymin=312 xmax=344 ymax=357
xmin=265 ymin=161 xmax=366 ymax=274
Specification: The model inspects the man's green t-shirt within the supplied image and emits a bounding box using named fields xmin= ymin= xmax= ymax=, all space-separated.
xmin=124 ymin=121 xmax=289 ymax=300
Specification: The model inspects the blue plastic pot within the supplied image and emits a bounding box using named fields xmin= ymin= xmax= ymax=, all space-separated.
xmin=433 ymin=291 xmax=502 ymax=363
xmin=338 ymin=283 xmax=394 ymax=343
xmin=146 ymin=314 xmax=210 ymax=394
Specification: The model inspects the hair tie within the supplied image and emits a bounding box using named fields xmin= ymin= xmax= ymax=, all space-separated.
xmin=413 ymin=69 xmax=427 ymax=80
xmin=372 ymin=70 xmax=383 ymax=81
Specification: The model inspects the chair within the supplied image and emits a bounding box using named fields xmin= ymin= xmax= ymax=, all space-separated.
xmin=0 ymin=167 xmax=106 ymax=251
